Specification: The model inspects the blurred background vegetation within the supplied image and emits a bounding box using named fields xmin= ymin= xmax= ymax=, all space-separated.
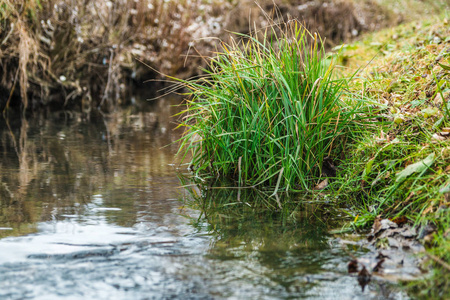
xmin=1 ymin=0 xmax=448 ymax=112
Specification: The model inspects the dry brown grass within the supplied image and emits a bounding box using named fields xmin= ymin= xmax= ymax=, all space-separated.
xmin=225 ymin=0 xmax=390 ymax=48
xmin=0 ymin=0 xmax=447 ymax=112
xmin=0 ymin=0 xmax=224 ymax=111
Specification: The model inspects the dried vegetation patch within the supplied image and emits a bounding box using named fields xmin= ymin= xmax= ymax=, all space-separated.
xmin=0 ymin=0 xmax=233 ymax=111
xmin=1 ymin=0 xmax=446 ymax=111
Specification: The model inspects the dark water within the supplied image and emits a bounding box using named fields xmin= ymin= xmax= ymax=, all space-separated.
xmin=0 ymin=95 xmax=408 ymax=299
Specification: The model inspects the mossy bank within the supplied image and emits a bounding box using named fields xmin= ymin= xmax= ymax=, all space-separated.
xmin=334 ymin=15 xmax=450 ymax=298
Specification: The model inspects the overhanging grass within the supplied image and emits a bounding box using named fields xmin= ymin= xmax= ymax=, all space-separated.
xmin=177 ymin=21 xmax=371 ymax=191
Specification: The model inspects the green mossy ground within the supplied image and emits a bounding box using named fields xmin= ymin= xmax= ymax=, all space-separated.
xmin=335 ymin=15 xmax=450 ymax=298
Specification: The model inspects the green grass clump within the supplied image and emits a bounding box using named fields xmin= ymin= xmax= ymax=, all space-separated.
xmin=178 ymin=21 xmax=367 ymax=191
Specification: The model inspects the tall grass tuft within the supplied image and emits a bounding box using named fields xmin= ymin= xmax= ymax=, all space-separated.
xmin=177 ymin=20 xmax=368 ymax=191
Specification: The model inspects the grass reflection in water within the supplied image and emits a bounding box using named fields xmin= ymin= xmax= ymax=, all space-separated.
xmin=180 ymin=177 xmax=348 ymax=269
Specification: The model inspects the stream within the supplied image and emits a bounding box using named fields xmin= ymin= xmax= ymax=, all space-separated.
xmin=0 ymin=95 xmax=410 ymax=299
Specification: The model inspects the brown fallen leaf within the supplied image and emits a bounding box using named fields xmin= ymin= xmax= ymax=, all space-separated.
xmin=314 ymin=178 xmax=328 ymax=190
xmin=390 ymin=216 xmax=408 ymax=226
xmin=368 ymin=216 xmax=382 ymax=241
xmin=422 ymin=204 xmax=435 ymax=215
xmin=348 ymin=259 xmax=359 ymax=273
xmin=372 ymin=258 xmax=385 ymax=272
xmin=432 ymin=133 xmax=446 ymax=141
xmin=357 ymin=266 xmax=371 ymax=292
xmin=376 ymin=251 xmax=390 ymax=260
xmin=373 ymin=216 xmax=382 ymax=232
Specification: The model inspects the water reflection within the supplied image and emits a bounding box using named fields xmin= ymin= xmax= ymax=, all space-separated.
xmin=180 ymin=185 xmax=357 ymax=298
xmin=185 ymin=186 xmax=335 ymax=250
xmin=0 ymin=96 xmax=184 ymax=237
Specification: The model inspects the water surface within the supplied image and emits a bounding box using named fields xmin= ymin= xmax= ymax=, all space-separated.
xmin=0 ymin=95 xmax=407 ymax=299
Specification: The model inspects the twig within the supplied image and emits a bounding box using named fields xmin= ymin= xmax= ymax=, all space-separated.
xmin=1 ymin=22 xmax=15 ymax=46
xmin=425 ymin=252 xmax=450 ymax=272
xmin=3 ymin=66 xmax=19 ymax=115
xmin=99 ymin=48 xmax=115 ymax=109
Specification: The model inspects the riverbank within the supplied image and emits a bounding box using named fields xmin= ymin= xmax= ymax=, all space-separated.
xmin=178 ymin=11 xmax=450 ymax=298
xmin=1 ymin=1 xmax=449 ymax=297
xmin=333 ymin=15 xmax=450 ymax=298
